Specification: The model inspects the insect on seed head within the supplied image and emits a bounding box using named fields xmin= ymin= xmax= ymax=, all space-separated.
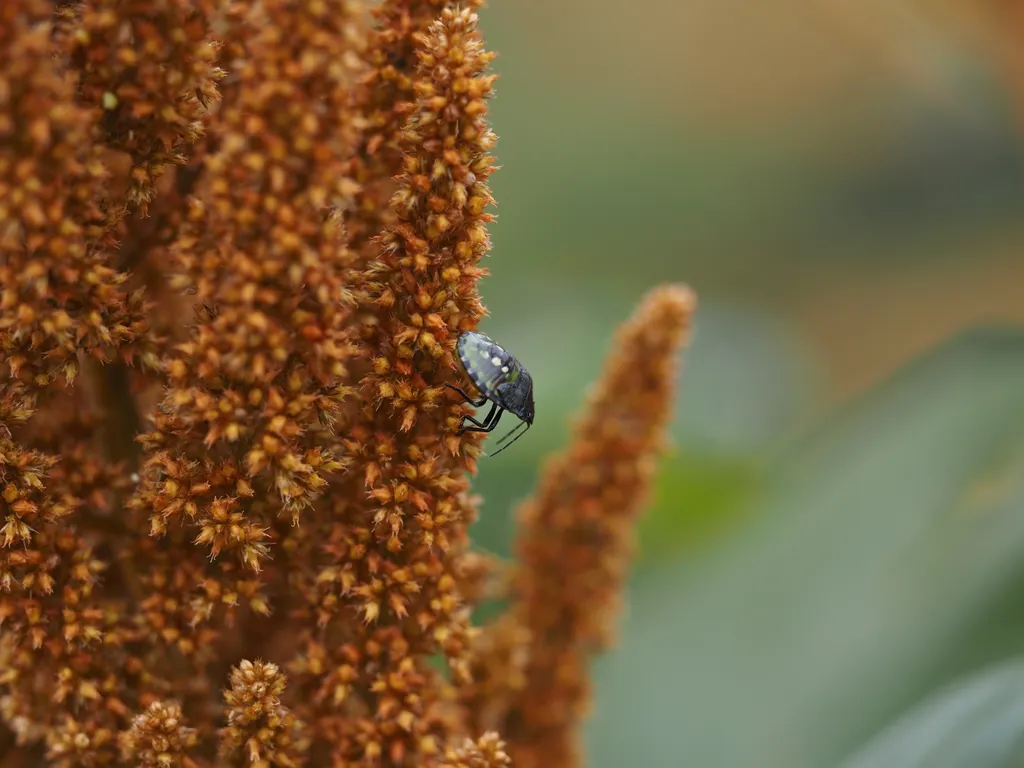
xmin=447 ymin=330 xmax=535 ymax=455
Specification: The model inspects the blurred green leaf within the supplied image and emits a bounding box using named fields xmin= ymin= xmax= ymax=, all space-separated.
xmin=637 ymin=452 xmax=760 ymax=562
xmin=585 ymin=327 xmax=1024 ymax=768
xmin=840 ymin=659 xmax=1024 ymax=768
xmin=672 ymin=301 xmax=822 ymax=455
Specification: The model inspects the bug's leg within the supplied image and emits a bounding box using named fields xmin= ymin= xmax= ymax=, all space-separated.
xmin=489 ymin=421 xmax=530 ymax=456
xmin=457 ymin=404 xmax=501 ymax=434
xmin=457 ymin=406 xmax=503 ymax=435
xmin=456 ymin=402 xmax=499 ymax=434
xmin=445 ymin=382 xmax=488 ymax=408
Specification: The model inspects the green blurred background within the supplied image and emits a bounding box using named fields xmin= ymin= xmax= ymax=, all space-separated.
xmin=463 ymin=1 xmax=1024 ymax=766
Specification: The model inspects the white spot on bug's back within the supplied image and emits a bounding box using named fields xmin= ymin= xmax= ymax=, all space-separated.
xmin=491 ymin=356 xmax=501 ymax=366
xmin=502 ymin=366 xmax=509 ymax=373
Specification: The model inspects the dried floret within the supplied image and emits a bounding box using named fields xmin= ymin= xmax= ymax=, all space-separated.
xmin=219 ymin=660 xmax=308 ymax=768
xmin=119 ymin=700 xmax=199 ymax=768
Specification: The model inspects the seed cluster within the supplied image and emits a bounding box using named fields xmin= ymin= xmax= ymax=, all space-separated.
xmin=0 ymin=1 xmax=696 ymax=766
xmin=282 ymin=8 xmax=501 ymax=764
xmin=133 ymin=0 xmax=358 ymax=578
xmin=0 ymin=0 xmax=155 ymax=406
xmin=119 ymin=700 xmax=198 ymax=768
xmin=467 ymin=285 xmax=698 ymax=768
xmin=64 ymin=0 xmax=224 ymax=214
xmin=219 ymin=660 xmax=307 ymax=768
xmin=345 ymin=0 xmax=483 ymax=256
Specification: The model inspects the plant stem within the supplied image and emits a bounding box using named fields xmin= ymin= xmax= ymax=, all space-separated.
xmin=86 ymin=357 xmax=144 ymax=604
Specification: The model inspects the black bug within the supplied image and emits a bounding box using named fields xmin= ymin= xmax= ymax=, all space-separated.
xmin=445 ymin=330 xmax=534 ymax=456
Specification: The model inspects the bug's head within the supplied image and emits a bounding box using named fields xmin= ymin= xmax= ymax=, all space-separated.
xmin=496 ymin=371 xmax=534 ymax=425
xmin=516 ymin=369 xmax=535 ymax=424
xmin=522 ymin=387 xmax=534 ymax=424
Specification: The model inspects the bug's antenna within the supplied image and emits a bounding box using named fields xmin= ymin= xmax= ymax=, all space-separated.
xmin=487 ymin=421 xmax=530 ymax=457
xmin=493 ymin=418 xmax=525 ymax=448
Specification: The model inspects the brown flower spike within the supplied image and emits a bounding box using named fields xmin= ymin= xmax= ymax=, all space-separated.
xmin=284 ymin=6 xmax=500 ymax=764
xmin=134 ymin=0 xmax=357 ymax=575
xmin=119 ymin=701 xmax=199 ymax=768
xmin=469 ymin=285 xmax=698 ymax=768
xmin=64 ymin=0 xmax=224 ymax=214
xmin=219 ymin=660 xmax=307 ymax=768
xmin=441 ymin=732 xmax=512 ymax=768
xmin=345 ymin=0 xmax=483 ymax=256
xmin=0 ymin=0 xmax=153 ymax=405
xmin=0 ymin=1 xmax=697 ymax=766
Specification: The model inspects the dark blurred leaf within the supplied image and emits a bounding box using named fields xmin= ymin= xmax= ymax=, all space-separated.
xmin=585 ymin=327 xmax=1024 ymax=768
xmin=840 ymin=659 xmax=1024 ymax=768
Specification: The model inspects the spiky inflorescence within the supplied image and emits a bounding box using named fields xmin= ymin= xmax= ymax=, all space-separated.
xmin=219 ymin=660 xmax=308 ymax=768
xmin=119 ymin=701 xmax=198 ymax=768
xmin=0 ymin=392 xmax=176 ymax=768
xmin=0 ymin=3 xmax=167 ymax=763
xmin=440 ymin=732 xmax=512 ymax=768
xmin=57 ymin=0 xmax=225 ymax=374
xmin=285 ymin=6 xmax=499 ymax=765
xmin=0 ymin=400 xmax=120 ymax=658
xmin=357 ymin=4 xmax=497 ymax=476
xmin=0 ymin=422 xmax=77 ymax=640
xmin=64 ymin=0 xmax=224 ymax=214
xmin=0 ymin=1 xmax=701 ymax=765
xmin=0 ymin=0 xmax=154 ymax=409
xmin=52 ymin=0 xmax=226 ymax=403
xmin=132 ymin=0 xmax=358 ymax=586
xmin=473 ymin=285 xmax=697 ymax=768
xmin=345 ymin=0 xmax=483 ymax=255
